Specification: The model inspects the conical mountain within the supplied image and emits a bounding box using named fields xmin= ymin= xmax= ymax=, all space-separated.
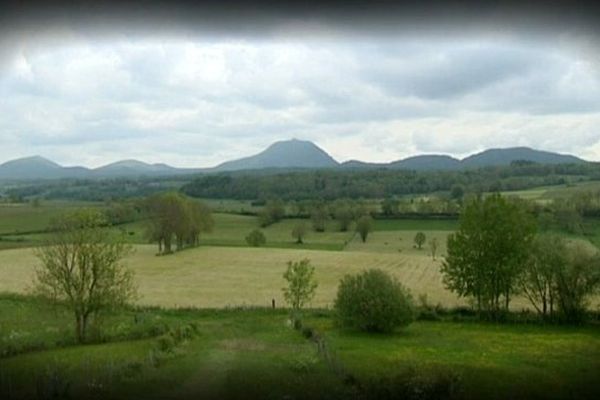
xmin=214 ymin=139 xmax=339 ymax=171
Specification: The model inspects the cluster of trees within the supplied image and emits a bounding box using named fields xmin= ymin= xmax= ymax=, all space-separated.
xmin=144 ymin=193 xmax=214 ymax=255
xmin=181 ymin=163 xmax=600 ymax=201
xmin=281 ymin=260 xmax=414 ymax=333
xmin=381 ymin=196 xmax=461 ymax=216
xmin=5 ymin=176 xmax=184 ymax=202
xmin=442 ymin=194 xmax=600 ymax=322
xmin=520 ymin=236 xmax=600 ymax=322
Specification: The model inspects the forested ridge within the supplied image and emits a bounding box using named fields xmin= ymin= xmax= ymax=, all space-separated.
xmin=182 ymin=162 xmax=600 ymax=200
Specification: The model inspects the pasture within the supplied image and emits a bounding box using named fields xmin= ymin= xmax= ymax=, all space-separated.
xmin=1 ymin=295 xmax=599 ymax=400
xmin=0 ymin=245 xmax=461 ymax=309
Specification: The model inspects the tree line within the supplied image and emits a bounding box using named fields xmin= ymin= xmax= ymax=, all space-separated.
xmin=442 ymin=194 xmax=600 ymax=322
xmin=181 ymin=163 xmax=600 ymax=201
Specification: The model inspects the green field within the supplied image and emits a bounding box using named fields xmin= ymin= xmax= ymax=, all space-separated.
xmin=1 ymin=196 xmax=600 ymax=399
xmin=1 ymin=295 xmax=598 ymax=400
xmin=0 ymin=244 xmax=461 ymax=309
xmin=500 ymin=180 xmax=600 ymax=202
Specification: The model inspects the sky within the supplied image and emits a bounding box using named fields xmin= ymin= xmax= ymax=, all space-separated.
xmin=1 ymin=1 xmax=600 ymax=168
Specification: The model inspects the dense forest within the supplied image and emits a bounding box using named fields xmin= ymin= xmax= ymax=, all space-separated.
xmin=2 ymin=162 xmax=600 ymax=203
xmin=181 ymin=162 xmax=600 ymax=200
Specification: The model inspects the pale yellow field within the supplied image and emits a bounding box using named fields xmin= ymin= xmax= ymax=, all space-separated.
xmin=0 ymin=245 xmax=470 ymax=309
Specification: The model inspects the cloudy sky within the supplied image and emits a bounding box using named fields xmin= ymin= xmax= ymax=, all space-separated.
xmin=1 ymin=2 xmax=600 ymax=167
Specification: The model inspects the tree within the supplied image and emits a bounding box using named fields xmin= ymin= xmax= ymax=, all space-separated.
xmin=334 ymin=269 xmax=414 ymax=333
xmin=519 ymin=235 xmax=564 ymax=319
xmin=311 ymin=204 xmax=329 ymax=232
xmin=429 ymin=237 xmax=439 ymax=260
xmin=441 ymin=194 xmax=536 ymax=320
xmin=554 ymin=243 xmax=600 ymax=323
xmin=258 ymin=199 xmax=286 ymax=227
xmin=291 ymin=222 xmax=308 ymax=244
xmin=355 ymin=215 xmax=373 ymax=243
xmin=414 ymin=232 xmax=426 ymax=249
xmin=34 ymin=210 xmax=136 ymax=343
xmin=282 ymin=259 xmax=318 ymax=320
xmin=381 ymin=197 xmax=399 ymax=216
xmin=246 ymin=229 xmax=267 ymax=247
xmin=450 ymin=184 xmax=465 ymax=201
xmin=521 ymin=236 xmax=600 ymax=322
xmin=145 ymin=193 xmax=213 ymax=254
xmin=334 ymin=204 xmax=354 ymax=232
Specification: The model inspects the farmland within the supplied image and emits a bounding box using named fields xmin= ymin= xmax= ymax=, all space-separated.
xmin=0 ymin=244 xmax=460 ymax=309
xmin=1 ymin=191 xmax=599 ymax=400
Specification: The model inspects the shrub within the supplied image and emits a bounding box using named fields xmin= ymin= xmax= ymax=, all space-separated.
xmin=245 ymin=229 xmax=266 ymax=247
xmin=334 ymin=269 xmax=414 ymax=333
xmin=414 ymin=232 xmax=426 ymax=249
xmin=362 ymin=365 xmax=462 ymax=400
xmin=155 ymin=332 xmax=176 ymax=353
xmin=355 ymin=215 xmax=373 ymax=242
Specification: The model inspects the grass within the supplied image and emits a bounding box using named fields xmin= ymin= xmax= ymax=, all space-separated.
xmin=0 ymin=302 xmax=342 ymax=400
xmin=374 ymin=218 xmax=458 ymax=231
xmin=1 ymin=295 xmax=599 ymax=400
xmin=0 ymin=244 xmax=461 ymax=309
xmin=500 ymin=180 xmax=600 ymax=202
xmin=0 ymin=201 xmax=100 ymax=235
xmin=306 ymin=315 xmax=600 ymax=400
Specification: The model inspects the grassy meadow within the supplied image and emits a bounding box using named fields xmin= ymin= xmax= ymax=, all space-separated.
xmin=1 ymin=193 xmax=600 ymax=400
xmin=1 ymin=295 xmax=598 ymax=400
xmin=0 ymin=244 xmax=460 ymax=309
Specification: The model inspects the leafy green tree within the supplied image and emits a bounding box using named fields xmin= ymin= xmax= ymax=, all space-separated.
xmin=34 ymin=210 xmax=136 ymax=343
xmin=414 ymin=232 xmax=426 ymax=249
xmin=381 ymin=197 xmax=399 ymax=216
xmin=441 ymin=194 xmax=536 ymax=319
xmin=258 ymin=198 xmax=286 ymax=227
xmin=355 ymin=215 xmax=373 ymax=243
xmin=334 ymin=269 xmax=414 ymax=333
xmin=334 ymin=204 xmax=354 ymax=232
xmin=291 ymin=221 xmax=308 ymax=244
xmin=519 ymin=235 xmax=564 ymax=318
xmin=554 ymin=243 xmax=600 ymax=323
xmin=522 ymin=235 xmax=600 ymax=322
xmin=246 ymin=229 xmax=267 ymax=247
xmin=145 ymin=193 xmax=213 ymax=254
xmin=311 ymin=204 xmax=329 ymax=232
xmin=282 ymin=259 xmax=318 ymax=319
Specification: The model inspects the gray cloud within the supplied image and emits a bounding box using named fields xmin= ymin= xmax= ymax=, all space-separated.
xmin=0 ymin=33 xmax=599 ymax=167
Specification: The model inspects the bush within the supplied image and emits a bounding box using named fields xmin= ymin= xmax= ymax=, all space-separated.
xmin=334 ymin=269 xmax=414 ymax=333
xmin=361 ymin=365 xmax=462 ymax=400
xmin=245 ymin=229 xmax=266 ymax=247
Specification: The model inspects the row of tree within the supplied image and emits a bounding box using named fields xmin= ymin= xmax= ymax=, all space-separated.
xmin=181 ymin=163 xmax=600 ymax=201
xmin=442 ymin=194 xmax=600 ymax=322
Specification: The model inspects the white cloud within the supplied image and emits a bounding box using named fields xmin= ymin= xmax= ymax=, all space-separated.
xmin=0 ymin=34 xmax=599 ymax=167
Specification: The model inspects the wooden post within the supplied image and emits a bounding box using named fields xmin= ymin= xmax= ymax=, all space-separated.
xmin=272 ymin=298 xmax=276 ymax=309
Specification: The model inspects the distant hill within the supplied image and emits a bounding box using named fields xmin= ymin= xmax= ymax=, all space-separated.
xmin=0 ymin=156 xmax=75 ymax=180
xmin=342 ymin=148 xmax=584 ymax=171
xmin=214 ymin=139 xmax=339 ymax=171
xmin=93 ymin=160 xmax=178 ymax=177
xmin=391 ymin=155 xmax=461 ymax=171
xmin=460 ymin=147 xmax=584 ymax=168
xmin=0 ymin=141 xmax=588 ymax=181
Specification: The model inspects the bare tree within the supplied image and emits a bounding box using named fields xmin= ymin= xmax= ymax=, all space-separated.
xmin=34 ymin=210 xmax=136 ymax=343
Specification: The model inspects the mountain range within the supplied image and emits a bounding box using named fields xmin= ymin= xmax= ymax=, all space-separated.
xmin=0 ymin=139 xmax=587 ymax=181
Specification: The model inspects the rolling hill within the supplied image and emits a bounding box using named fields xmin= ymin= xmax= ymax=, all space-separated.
xmin=0 ymin=141 xmax=588 ymax=181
